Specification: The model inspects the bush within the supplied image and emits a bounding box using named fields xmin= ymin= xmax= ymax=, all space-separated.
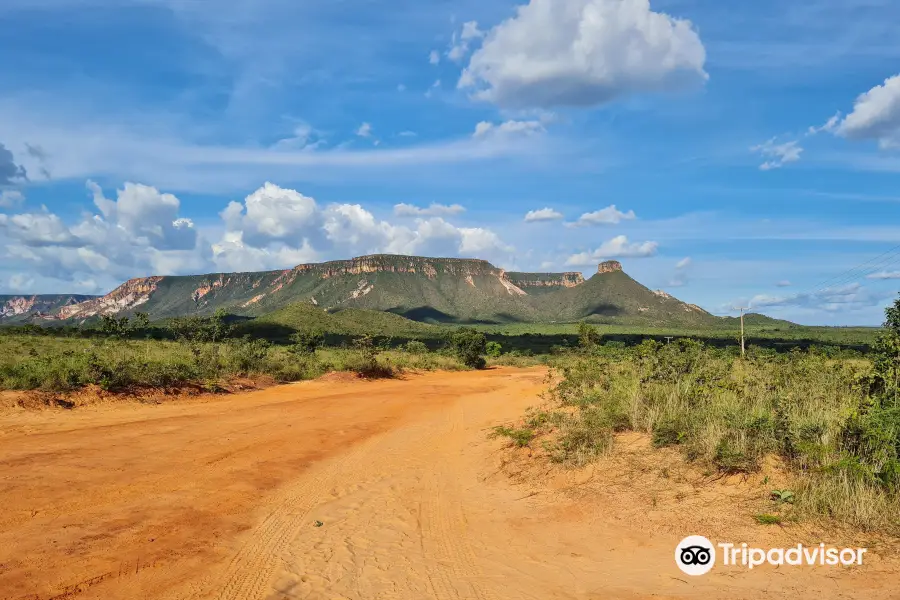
xmin=348 ymin=335 xmax=393 ymax=378
xmin=485 ymin=341 xmax=503 ymax=358
xmin=225 ymin=337 xmax=271 ymax=375
xmin=449 ymin=328 xmax=487 ymax=369
xmin=404 ymin=340 xmax=429 ymax=354
xmin=290 ymin=330 xmax=325 ymax=355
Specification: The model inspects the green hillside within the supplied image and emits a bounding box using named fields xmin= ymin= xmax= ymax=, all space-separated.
xmin=241 ymin=303 xmax=438 ymax=340
xmin=31 ymin=254 xmax=729 ymax=328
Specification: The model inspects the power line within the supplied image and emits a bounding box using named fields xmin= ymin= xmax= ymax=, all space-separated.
xmin=805 ymin=243 xmax=900 ymax=295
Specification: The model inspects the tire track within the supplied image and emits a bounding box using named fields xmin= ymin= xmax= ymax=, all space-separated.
xmin=420 ymin=398 xmax=499 ymax=600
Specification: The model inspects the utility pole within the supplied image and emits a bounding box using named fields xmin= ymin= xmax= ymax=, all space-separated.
xmin=664 ymin=336 xmax=674 ymax=345
xmin=736 ymin=307 xmax=749 ymax=358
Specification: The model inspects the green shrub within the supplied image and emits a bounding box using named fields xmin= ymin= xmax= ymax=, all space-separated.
xmin=404 ymin=340 xmax=429 ymax=354
xmin=290 ymin=330 xmax=325 ymax=355
xmin=449 ymin=328 xmax=487 ymax=369
xmin=348 ymin=335 xmax=393 ymax=379
xmin=485 ymin=341 xmax=503 ymax=358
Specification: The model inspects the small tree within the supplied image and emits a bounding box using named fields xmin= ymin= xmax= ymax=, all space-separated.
xmin=99 ymin=314 xmax=130 ymax=338
xmin=450 ymin=328 xmax=487 ymax=369
xmin=290 ymin=330 xmax=325 ymax=355
xmin=209 ymin=308 xmax=232 ymax=343
xmin=485 ymin=341 xmax=503 ymax=358
xmin=577 ymin=321 xmax=601 ymax=349
xmin=131 ymin=312 xmax=151 ymax=335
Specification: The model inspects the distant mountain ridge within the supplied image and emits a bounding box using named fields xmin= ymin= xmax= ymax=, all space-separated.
xmin=1 ymin=254 xmax=722 ymax=326
xmin=0 ymin=294 xmax=100 ymax=324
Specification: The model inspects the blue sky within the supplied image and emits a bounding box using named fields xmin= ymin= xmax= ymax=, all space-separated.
xmin=2 ymin=0 xmax=900 ymax=325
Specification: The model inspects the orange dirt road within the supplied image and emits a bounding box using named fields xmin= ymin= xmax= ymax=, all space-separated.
xmin=1 ymin=367 xmax=896 ymax=600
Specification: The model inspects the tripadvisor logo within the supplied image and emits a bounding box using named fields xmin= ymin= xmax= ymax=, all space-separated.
xmin=675 ymin=536 xmax=868 ymax=576
xmin=675 ymin=535 xmax=716 ymax=576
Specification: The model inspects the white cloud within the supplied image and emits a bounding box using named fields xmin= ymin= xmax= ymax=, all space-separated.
xmin=0 ymin=208 xmax=75 ymax=246
xmin=836 ymin=74 xmax=900 ymax=148
xmin=0 ymin=182 xmax=515 ymax=287
xmin=570 ymin=205 xmax=637 ymax=226
xmin=776 ymin=280 xmax=793 ymax=287
xmin=524 ymin=207 xmax=564 ymax=222
xmin=215 ymin=185 xmax=512 ymax=269
xmin=447 ymin=20 xmax=484 ymax=63
xmin=749 ymin=283 xmax=890 ymax=313
xmin=458 ymin=0 xmax=707 ymax=109
xmin=1 ymin=181 xmax=208 ymax=284
xmin=808 ymin=113 xmax=841 ymax=136
xmin=751 ymin=138 xmax=803 ymax=170
xmin=86 ymin=181 xmax=197 ymax=250
xmin=867 ymin=271 xmax=900 ymax=280
xmin=8 ymin=273 xmax=34 ymax=291
xmin=271 ymin=123 xmax=324 ymax=152
xmin=668 ymin=256 xmax=692 ymax=287
xmin=221 ymin=182 xmax=323 ymax=248
xmin=0 ymin=190 xmax=24 ymax=209
xmin=459 ymin=227 xmax=514 ymax=254
xmin=394 ymin=203 xmax=466 ymax=217
xmin=473 ymin=120 xmax=545 ymax=139
xmin=429 ymin=50 xmax=440 ymax=65
xmin=565 ymin=235 xmax=658 ymax=265
xmin=356 ymin=122 xmax=373 ymax=138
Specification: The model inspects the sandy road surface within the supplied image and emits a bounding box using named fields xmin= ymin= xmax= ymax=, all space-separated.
xmin=1 ymin=367 xmax=896 ymax=600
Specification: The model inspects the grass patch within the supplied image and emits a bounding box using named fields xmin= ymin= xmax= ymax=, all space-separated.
xmin=497 ymin=335 xmax=900 ymax=533
xmin=755 ymin=514 xmax=783 ymax=525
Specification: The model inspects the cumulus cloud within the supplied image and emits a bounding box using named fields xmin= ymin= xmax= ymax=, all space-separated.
xmin=751 ymin=138 xmax=803 ymax=170
xmin=0 ymin=142 xmax=27 ymax=185
xmin=835 ymin=75 xmax=900 ymax=149
xmin=524 ymin=207 xmax=564 ymax=222
xmin=429 ymin=50 xmax=440 ymax=65
xmin=749 ymin=283 xmax=890 ymax=313
xmin=565 ymin=235 xmax=658 ymax=265
xmin=221 ymin=182 xmax=323 ymax=249
xmin=0 ymin=181 xmax=514 ymax=289
xmin=1 ymin=181 xmax=208 ymax=284
xmin=570 ymin=205 xmax=636 ymax=226
xmin=0 ymin=208 xmax=75 ymax=246
xmin=458 ymin=0 xmax=707 ymax=109
xmin=86 ymin=181 xmax=197 ymax=250
xmin=214 ymin=184 xmax=512 ymax=270
xmin=472 ymin=120 xmax=545 ymax=139
xmin=394 ymin=203 xmax=466 ymax=217
xmin=867 ymin=271 xmax=900 ymax=280
xmin=0 ymin=190 xmax=24 ymax=209
xmin=356 ymin=122 xmax=374 ymax=138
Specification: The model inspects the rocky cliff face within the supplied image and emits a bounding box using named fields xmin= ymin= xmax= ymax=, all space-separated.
xmin=56 ymin=277 xmax=163 ymax=319
xmin=0 ymin=295 xmax=98 ymax=321
xmin=506 ymin=272 xmax=585 ymax=289
xmin=292 ymin=255 xmax=500 ymax=279
xmin=597 ymin=261 xmax=623 ymax=274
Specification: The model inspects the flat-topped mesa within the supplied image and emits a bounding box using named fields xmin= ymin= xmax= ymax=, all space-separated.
xmin=505 ymin=272 xmax=585 ymax=289
xmin=292 ymin=254 xmax=501 ymax=279
xmin=597 ymin=260 xmax=623 ymax=274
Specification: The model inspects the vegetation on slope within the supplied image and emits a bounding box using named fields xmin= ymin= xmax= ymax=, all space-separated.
xmin=493 ymin=306 xmax=900 ymax=534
